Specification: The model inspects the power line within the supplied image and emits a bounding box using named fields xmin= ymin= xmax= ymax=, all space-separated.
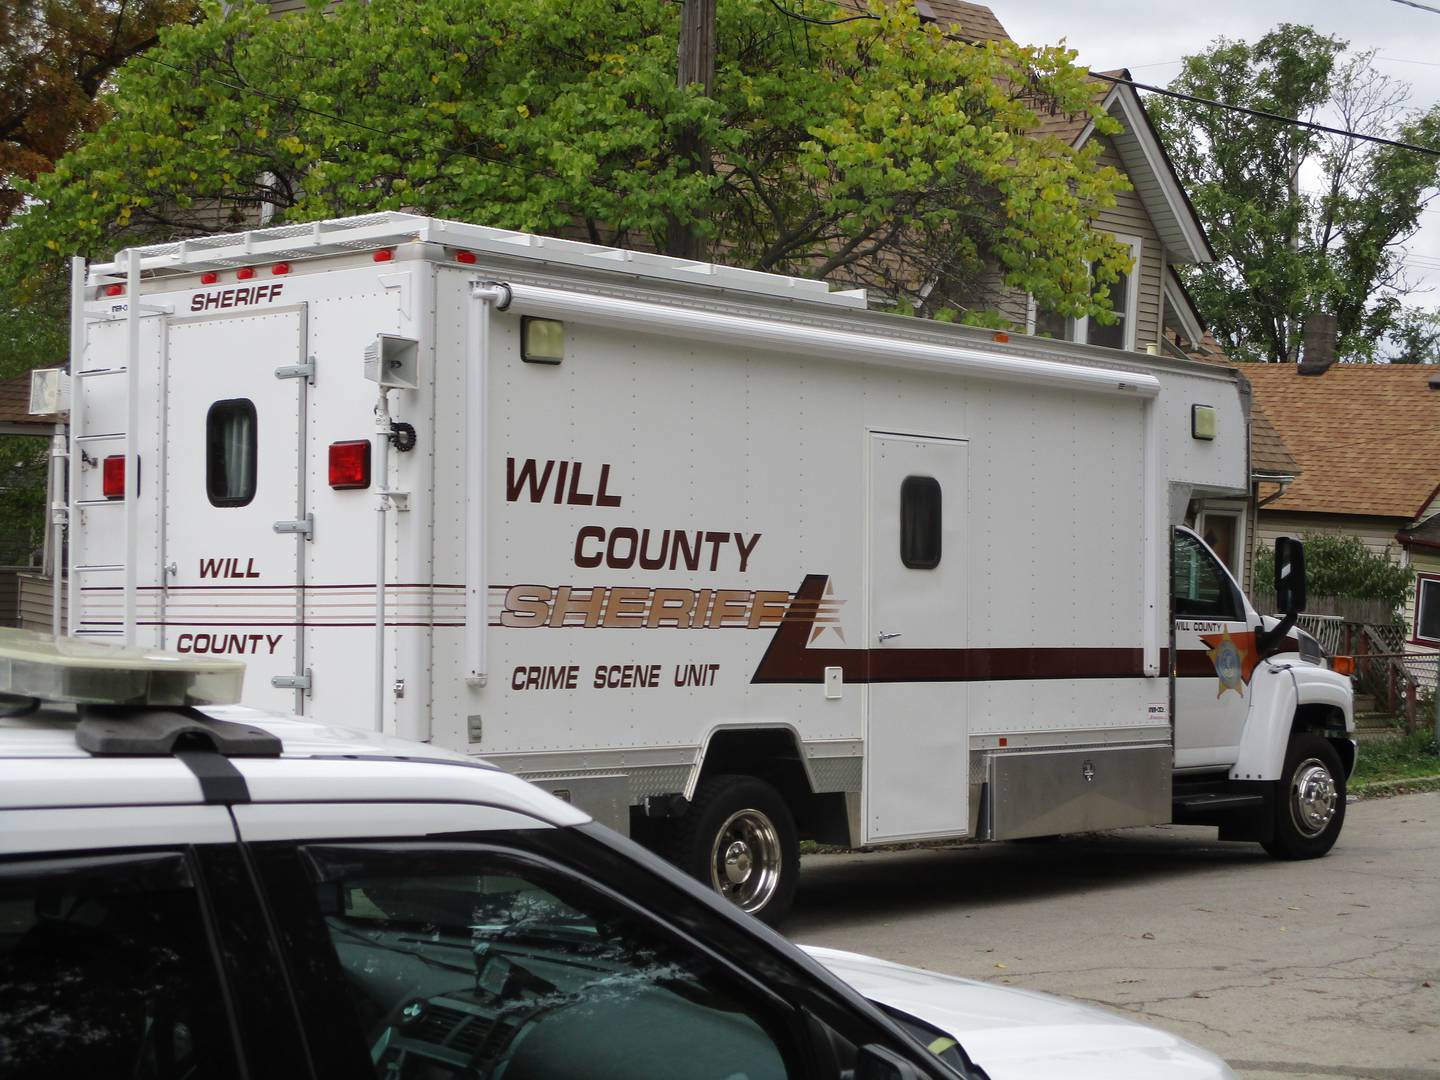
xmin=1388 ymin=0 xmax=1440 ymax=13
xmin=1091 ymin=72 xmax=1440 ymax=158
xmin=767 ymin=0 xmax=875 ymax=26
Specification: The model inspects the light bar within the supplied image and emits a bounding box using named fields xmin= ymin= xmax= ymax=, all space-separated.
xmin=0 ymin=629 xmax=245 ymax=706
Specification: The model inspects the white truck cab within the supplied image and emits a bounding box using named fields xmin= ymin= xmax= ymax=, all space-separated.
xmin=62 ymin=213 xmax=1355 ymax=922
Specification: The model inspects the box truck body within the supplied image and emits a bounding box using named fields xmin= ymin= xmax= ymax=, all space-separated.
xmin=68 ymin=214 xmax=1355 ymax=920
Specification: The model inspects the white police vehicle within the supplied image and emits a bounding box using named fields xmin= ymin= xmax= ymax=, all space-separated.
xmin=0 ymin=631 xmax=1235 ymax=1080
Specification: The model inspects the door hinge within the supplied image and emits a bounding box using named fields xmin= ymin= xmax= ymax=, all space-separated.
xmin=274 ymin=356 xmax=316 ymax=384
xmin=273 ymin=514 xmax=313 ymax=538
xmin=272 ymin=669 xmax=313 ymax=693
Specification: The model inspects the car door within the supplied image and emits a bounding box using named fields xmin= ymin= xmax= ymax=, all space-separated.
xmin=1172 ymin=528 xmax=1255 ymax=769
xmin=232 ymin=802 xmax=966 ymax=1079
xmin=0 ymin=807 xmax=293 ymax=1080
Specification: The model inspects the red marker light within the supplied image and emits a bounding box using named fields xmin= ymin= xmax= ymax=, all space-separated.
xmin=992 ymin=331 xmax=1010 ymax=344
xmin=104 ymin=284 xmax=124 ymax=297
xmin=455 ymin=250 xmax=477 ymax=264
xmin=102 ymin=455 xmax=126 ymax=499
xmin=272 ymin=262 xmax=290 ymax=275
xmin=236 ymin=266 xmax=256 ymax=280
xmin=200 ymin=272 xmax=218 ymax=285
xmin=373 ymin=249 xmax=394 ymax=263
xmin=328 ymin=440 xmax=371 ymax=490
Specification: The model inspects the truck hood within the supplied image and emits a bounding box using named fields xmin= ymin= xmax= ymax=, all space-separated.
xmin=801 ymin=946 xmax=1236 ymax=1080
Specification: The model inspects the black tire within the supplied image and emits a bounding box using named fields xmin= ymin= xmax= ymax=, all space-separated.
xmin=669 ymin=774 xmax=799 ymax=926
xmin=1261 ymin=733 xmax=1346 ymax=859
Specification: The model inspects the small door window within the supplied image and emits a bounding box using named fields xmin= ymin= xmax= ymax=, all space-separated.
xmin=1173 ymin=531 xmax=1242 ymax=621
xmin=900 ymin=475 xmax=942 ymax=569
xmin=206 ymin=399 xmax=257 ymax=507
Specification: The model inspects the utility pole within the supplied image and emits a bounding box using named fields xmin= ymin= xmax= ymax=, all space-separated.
xmin=667 ymin=0 xmax=716 ymax=261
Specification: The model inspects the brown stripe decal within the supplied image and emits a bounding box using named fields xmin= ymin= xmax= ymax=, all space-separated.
xmin=751 ymin=575 xmax=1154 ymax=685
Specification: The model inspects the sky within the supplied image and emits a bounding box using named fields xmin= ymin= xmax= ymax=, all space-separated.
xmin=991 ymin=0 xmax=1440 ymax=317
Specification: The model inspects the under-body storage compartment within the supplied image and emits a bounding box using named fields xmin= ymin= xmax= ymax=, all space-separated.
xmin=988 ymin=745 xmax=1171 ymax=840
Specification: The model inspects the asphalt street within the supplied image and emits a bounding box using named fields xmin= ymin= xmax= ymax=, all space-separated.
xmin=786 ymin=791 xmax=1440 ymax=1080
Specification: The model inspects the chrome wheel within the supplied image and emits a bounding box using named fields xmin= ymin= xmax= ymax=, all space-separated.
xmin=1288 ymin=757 xmax=1338 ymax=838
xmin=709 ymin=807 xmax=783 ymax=913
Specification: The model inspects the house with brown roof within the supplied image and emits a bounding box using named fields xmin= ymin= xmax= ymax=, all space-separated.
xmin=1243 ymin=363 xmax=1440 ymax=630
xmin=1396 ymin=487 xmax=1440 ymax=651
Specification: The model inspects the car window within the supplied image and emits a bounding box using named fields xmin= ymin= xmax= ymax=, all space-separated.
xmin=0 ymin=851 xmax=241 ymax=1080
xmin=253 ymin=842 xmax=798 ymax=1080
xmin=1172 ymin=531 xmax=1242 ymax=621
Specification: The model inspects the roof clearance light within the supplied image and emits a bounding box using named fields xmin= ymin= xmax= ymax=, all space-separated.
xmin=455 ymin=250 xmax=477 ymax=264
xmin=236 ymin=266 xmax=256 ymax=280
xmin=0 ymin=628 xmax=245 ymax=706
xmin=373 ymin=249 xmax=395 ymax=263
xmin=328 ymin=440 xmax=371 ymax=489
xmin=104 ymin=284 xmax=125 ymax=297
xmin=272 ymin=262 xmax=291 ymax=275
xmin=992 ymin=331 xmax=1010 ymax=344
xmin=200 ymin=272 xmax=219 ymax=285
xmin=102 ymin=455 xmax=127 ymax=499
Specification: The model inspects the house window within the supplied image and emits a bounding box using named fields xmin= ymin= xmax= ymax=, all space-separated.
xmin=1196 ymin=505 xmax=1246 ymax=579
xmin=1028 ymin=234 xmax=1141 ymax=352
xmin=1415 ymin=575 xmax=1440 ymax=647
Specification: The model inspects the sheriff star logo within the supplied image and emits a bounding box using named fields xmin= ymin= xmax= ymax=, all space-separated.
xmin=1199 ymin=628 xmax=1260 ymax=697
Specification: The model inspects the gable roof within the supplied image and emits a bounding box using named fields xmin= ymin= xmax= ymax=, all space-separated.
xmin=881 ymin=3 xmax=1216 ymax=265
xmin=1398 ymin=511 xmax=1440 ymax=552
xmin=1243 ymin=364 xmax=1440 ymax=521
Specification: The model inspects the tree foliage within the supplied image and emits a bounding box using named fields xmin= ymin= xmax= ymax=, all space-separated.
xmin=1149 ymin=24 xmax=1440 ymax=363
xmin=0 ymin=0 xmax=197 ymax=223
xmin=1258 ymin=533 xmax=1414 ymax=612
xmin=3 ymin=0 xmax=1132 ymax=322
xmin=1385 ymin=308 xmax=1440 ymax=364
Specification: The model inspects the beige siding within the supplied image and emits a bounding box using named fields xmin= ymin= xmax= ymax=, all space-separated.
xmin=17 ymin=573 xmax=66 ymax=634
xmin=1090 ymin=138 xmax=1162 ymax=351
xmin=1255 ymin=511 xmax=1407 ymax=561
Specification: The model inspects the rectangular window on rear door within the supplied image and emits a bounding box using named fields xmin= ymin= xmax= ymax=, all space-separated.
xmin=206 ymin=399 xmax=257 ymax=508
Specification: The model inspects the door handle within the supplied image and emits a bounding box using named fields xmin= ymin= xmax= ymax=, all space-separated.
xmin=878 ymin=631 xmax=902 ymax=643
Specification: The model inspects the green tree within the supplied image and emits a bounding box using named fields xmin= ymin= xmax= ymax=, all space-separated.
xmin=1385 ymin=308 xmax=1440 ymax=364
xmin=1 ymin=0 xmax=198 ymax=223
xmin=2 ymin=0 xmax=1132 ymax=324
xmin=1257 ymin=533 xmax=1414 ymax=613
xmin=1149 ymin=25 xmax=1440 ymax=363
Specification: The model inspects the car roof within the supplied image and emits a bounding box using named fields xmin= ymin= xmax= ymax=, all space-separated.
xmin=0 ymin=703 xmax=589 ymax=826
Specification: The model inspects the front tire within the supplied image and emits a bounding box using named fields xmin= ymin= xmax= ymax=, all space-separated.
xmin=670 ymin=774 xmax=799 ymax=926
xmin=1261 ymin=733 xmax=1346 ymax=859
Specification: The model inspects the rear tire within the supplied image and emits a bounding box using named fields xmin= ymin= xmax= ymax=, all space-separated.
xmin=1261 ymin=733 xmax=1345 ymax=859
xmin=669 ymin=774 xmax=799 ymax=926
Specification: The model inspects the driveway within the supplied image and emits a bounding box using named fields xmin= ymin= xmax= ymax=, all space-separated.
xmin=786 ymin=792 xmax=1440 ymax=1080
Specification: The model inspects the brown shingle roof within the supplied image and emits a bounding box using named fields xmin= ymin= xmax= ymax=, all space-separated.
xmin=1250 ymin=398 xmax=1298 ymax=479
xmin=1242 ymin=364 xmax=1440 ymax=521
xmin=0 ymin=372 xmax=57 ymax=427
xmin=921 ymin=0 xmax=1010 ymax=42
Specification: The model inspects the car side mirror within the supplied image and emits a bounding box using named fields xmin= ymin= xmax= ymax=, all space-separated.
xmin=1274 ymin=537 xmax=1307 ymax=616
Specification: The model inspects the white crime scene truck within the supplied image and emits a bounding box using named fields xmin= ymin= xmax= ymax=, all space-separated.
xmin=64 ymin=213 xmax=1355 ymax=922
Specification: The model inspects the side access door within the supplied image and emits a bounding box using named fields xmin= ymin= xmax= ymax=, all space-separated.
xmin=864 ymin=432 xmax=969 ymax=843
xmin=162 ymin=307 xmax=310 ymax=712
xmin=1172 ymin=528 xmax=1253 ymax=768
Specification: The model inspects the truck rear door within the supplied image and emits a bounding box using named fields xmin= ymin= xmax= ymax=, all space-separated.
xmin=161 ymin=306 xmax=310 ymax=712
